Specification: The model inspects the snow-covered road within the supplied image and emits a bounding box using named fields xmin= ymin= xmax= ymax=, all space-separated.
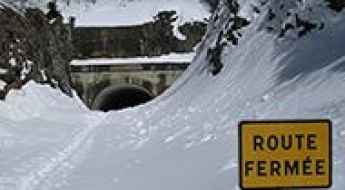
xmin=0 ymin=88 xmax=107 ymax=189
xmin=18 ymin=112 xmax=108 ymax=190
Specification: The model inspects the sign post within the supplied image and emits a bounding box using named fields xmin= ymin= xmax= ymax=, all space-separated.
xmin=239 ymin=120 xmax=332 ymax=189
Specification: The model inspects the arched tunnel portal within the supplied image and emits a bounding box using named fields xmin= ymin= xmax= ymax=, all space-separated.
xmin=92 ymin=84 xmax=154 ymax=112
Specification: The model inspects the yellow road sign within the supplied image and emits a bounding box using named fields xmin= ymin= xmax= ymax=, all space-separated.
xmin=239 ymin=120 xmax=332 ymax=189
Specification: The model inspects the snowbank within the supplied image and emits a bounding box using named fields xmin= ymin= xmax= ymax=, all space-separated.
xmin=0 ymin=81 xmax=87 ymax=121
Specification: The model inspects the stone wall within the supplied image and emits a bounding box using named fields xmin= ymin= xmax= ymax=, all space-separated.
xmin=72 ymin=11 xmax=207 ymax=58
xmin=70 ymin=63 xmax=189 ymax=109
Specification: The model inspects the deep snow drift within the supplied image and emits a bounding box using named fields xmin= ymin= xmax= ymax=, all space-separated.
xmin=0 ymin=0 xmax=345 ymax=190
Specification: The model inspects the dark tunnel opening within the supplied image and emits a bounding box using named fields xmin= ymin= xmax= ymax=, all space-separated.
xmin=94 ymin=86 xmax=153 ymax=112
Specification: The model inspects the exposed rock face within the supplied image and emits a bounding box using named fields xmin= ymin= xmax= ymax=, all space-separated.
xmin=0 ymin=3 xmax=73 ymax=99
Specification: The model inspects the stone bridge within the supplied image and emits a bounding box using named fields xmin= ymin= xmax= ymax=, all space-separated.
xmin=70 ymin=54 xmax=192 ymax=111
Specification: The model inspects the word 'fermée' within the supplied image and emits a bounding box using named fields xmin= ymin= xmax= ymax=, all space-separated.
xmin=244 ymin=158 xmax=326 ymax=177
xmin=244 ymin=133 xmax=327 ymax=177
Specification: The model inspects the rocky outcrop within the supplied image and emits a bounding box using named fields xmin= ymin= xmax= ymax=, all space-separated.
xmin=0 ymin=3 xmax=73 ymax=99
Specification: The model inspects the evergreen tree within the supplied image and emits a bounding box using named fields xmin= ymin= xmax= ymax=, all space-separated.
xmin=46 ymin=1 xmax=62 ymax=21
xmin=206 ymin=0 xmax=250 ymax=76
xmin=325 ymin=0 xmax=345 ymax=12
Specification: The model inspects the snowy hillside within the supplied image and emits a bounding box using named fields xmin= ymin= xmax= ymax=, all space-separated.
xmin=0 ymin=0 xmax=345 ymax=190
xmin=14 ymin=0 xmax=211 ymax=27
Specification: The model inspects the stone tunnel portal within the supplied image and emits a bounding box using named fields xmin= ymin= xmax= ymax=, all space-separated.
xmin=92 ymin=85 xmax=153 ymax=112
xmin=70 ymin=58 xmax=191 ymax=112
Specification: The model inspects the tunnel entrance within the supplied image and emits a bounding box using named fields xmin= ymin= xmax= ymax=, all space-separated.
xmin=92 ymin=85 xmax=153 ymax=112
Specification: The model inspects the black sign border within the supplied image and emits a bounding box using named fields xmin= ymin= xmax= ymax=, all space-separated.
xmin=238 ymin=119 xmax=332 ymax=189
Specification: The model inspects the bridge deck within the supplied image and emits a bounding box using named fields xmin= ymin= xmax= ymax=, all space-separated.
xmin=70 ymin=53 xmax=195 ymax=66
xmin=71 ymin=63 xmax=190 ymax=73
xmin=70 ymin=53 xmax=193 ymax=73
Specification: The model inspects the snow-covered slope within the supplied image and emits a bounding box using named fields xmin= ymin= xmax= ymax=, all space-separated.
xmin=0 ymin=0 xmax=345 ymax=190
xmin=17 ymin=0 xmax=210 ymax=27
xmin=66 ymin=0 xmax=209 ymax=27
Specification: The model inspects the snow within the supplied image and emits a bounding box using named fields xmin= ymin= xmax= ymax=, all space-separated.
xmin=0 ymin=68 xmax=8 ymax=75
xmin=20 ymin=60 xmax=33 ymax=80
xmin=0 ymin=0 xmax=345 ymax=190
xmin=172 ymin=20 xmax=187 ymax=41
xmin=19 ymin=0 xmax=209 ymax=27
xmin=70 ymin=53 xmax=195 ymax=66
xmin=40 ymin=70 xmax=47 ymax=81
xmin=63 ymin=0 xmax=209 ymax=27
xmin=9 ymin=58 xmax=16 ymax=66
xmin=0 ymin=80 xmax=6 ymax=90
